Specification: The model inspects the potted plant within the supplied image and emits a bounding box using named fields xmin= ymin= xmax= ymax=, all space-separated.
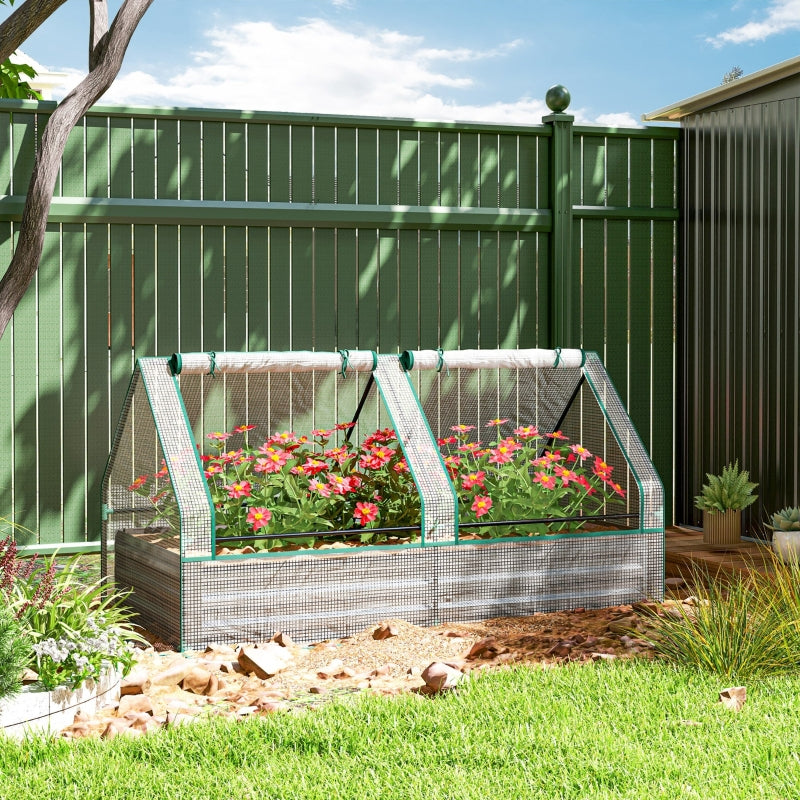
xmin=767 ymin=506 xmax=800 ymax=563
xmin=694 ymin=460 xmax=758 ymax=545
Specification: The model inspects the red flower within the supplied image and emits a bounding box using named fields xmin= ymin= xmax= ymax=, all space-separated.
xmin=546 ymin=430 xmax=568 ymax=440
xmin=471 ymin=495 xmax=493 ymax=518
xmin=246 ymin=506 xmax=271 ymax=531
xmin=128 ymin=475 xmax=149 ymax=491
xmin=610 ymin=481 xmax=627 ymax=498
xmin=299 ymin=458 xmax=327 ymax=476
xmin=234 ymin=424 xmax=257 ymax=433
xmin=225 ymin=481 xmax=252 ymax=499
xmin=437 ymin=436 xmax=458 ymax=446
xmin=353 ymin=501 xmax=379 ymax=525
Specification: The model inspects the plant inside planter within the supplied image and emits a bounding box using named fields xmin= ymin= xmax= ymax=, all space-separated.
xmin=694 ymin=460 xmax=758 ymax=545
xmin=0 ymin=537 xmax=142 ymax=702
xmin=766 ymin=506 xmax=800 ymax=562
xmin=128 ymin=421 xmax=628 ymax=553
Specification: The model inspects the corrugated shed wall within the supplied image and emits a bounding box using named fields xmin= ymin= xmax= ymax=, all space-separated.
xmin=681 ymin=98 xmax=800 ymax=533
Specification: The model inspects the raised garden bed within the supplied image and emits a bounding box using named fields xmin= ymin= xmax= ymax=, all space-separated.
xmin=103 ymin=349 xmax=664 ymax=650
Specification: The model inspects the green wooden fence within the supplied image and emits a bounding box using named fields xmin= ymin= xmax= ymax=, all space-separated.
xmin=0 ymin=99 xmax=678 ymax=550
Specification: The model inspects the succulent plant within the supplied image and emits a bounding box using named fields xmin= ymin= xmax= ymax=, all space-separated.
xmin=766 ymin=506 xmax=800 ymax=532
xmin=694 ymin=460 xmax=758 ymax=514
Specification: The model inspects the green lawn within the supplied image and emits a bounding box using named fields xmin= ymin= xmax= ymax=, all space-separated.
xmin=2 ymin=660 xmax=799 ymax=800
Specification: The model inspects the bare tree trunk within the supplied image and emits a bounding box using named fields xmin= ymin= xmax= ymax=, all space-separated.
xmin=89 ymin=0 xmax=109 ymax=70
xmin=0 ymin=0 xmax=154 ymax=339
xmin=0 ymin=0 xmax=72 ymax=63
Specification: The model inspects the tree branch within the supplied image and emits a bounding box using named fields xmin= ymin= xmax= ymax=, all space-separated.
xmin=0 ymin=0 xmax=71 ymax=64
xmin=0 ymin=0 xmax=155 ymax=338
xmin=89 ymin=0 xmax=109 ymax=70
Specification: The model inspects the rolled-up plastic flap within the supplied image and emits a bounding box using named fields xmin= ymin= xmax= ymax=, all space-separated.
xmin=170 ymin=350 xmax=378 ymax=375
xmin=400 ymin=348 xmax=585 ymax=371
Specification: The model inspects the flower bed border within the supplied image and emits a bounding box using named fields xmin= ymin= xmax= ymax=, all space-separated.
xmin=114 ymin=527 xmax=663 ymax=651
xmin=0 ymin=668 xmax=121 ymax=739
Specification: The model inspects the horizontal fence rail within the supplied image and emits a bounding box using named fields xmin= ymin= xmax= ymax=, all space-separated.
xmin=0 ymin=99 xmax=678 ymax=548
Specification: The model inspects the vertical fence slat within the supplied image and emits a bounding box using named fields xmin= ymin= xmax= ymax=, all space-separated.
xmin=605 ymin=219 xmax=629 ymax=405
xmin=440 ymin=132 xmax=459 ymax=207
xmin=378 ymin=230 xmax=398 ymax=350
xmin=156 ymin=225 xmax=179 ymax=353
xmin=419 ymin=231 xmax=439 ymax=348
xmin=0 ymin=223 xmax=13 ymax=527
xmin=0 ymin=111 xmax=11 ymax=195
xmin=180 ymin=120 xmax=202 ymax=200
xmin=156 ymin=119 xmax=179 ymax=201
xmin=440 ymin=230 xmax=459 ymax=349
xmin=357 ymin=230 xmax=379 ymax=351
xmin=179 ymin=225 xmax=203 ymax=352
xmin=268 ymin=228 xmax=290 ymax=350
xmin=291 ymin=228 xmax=313 ymax=349
xmin=378 ymin=129 xmax=398 ymax=206
xmin=291 ymin=126 xmax=313 ymax=204
xmin=133 ymin=224 xmax=155 ymax=355
xmin=246 ymin=123 xmax=268 ymax=203
xmin=10 ymin=112 xmax=37 ymax=195
xmin=225 ymin=227 xmax=247 ymax=350
xmin=398 ymin=229 xmax=418 ymax=347
xmin=61 ymin=224 xmax=87 ymax=543
xmin=84 ymin=225 xmax=109 ymax=540
xmin=203 ymin=226 xmax=225 ymax=348
xmin=480 ymin=135 xmax=499 ymax=209
xmin=60 ymin=122 xmax=85 ymax=198
xmin=498 ymin=232 xmax=518 ymax=348
xmin=336 ymin=229 xmax=358 ymax=346
xmin=459 ymin=133 xmax=479 ymax=208
xmin=399 ymin=131 xmax=418 ymax=206
xmin=132 ymin=118 xmax=155 ymax=200
xmin=269 ymin=125 xmax=290 ymax=203
xmin=36 ymin=224 xmax=63 ymax=543
xmin=224 ymin=122 xmax=246 ymax=202
xmin=479 ymin=233 xmax=498 ymax=347
xmin=202 ymin=121 xmax=224 ymax=202
xmin=459 ymin=230 xmax=479 ymax=347
xmin=314 ymin=127 xmax=336 ymax=205
xmin=246 ymin=227 xmax=269 ymax=351
xmin=109 ymin=117 xmax=131 ymax=198
xmin=86 ymin=117 xmax=109 ymax=199
xmin=314 ymin=229 xmax=336 ymax=348
xmin=419 ymin=131 xmax=439 ymax=206
xmin=336 ymin=129 xmax=357 ymax=205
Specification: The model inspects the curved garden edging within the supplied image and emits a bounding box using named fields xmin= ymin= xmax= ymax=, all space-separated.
xmin=0 ymin=668 xmax=121 ymax=738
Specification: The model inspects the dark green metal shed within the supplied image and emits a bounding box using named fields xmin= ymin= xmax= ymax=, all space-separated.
xmin=646 ymin=55 xmax=800 ymax=535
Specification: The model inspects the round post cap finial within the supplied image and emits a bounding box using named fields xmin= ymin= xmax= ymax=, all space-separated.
xmin=545 ymin=85 xmax=571 ymax=113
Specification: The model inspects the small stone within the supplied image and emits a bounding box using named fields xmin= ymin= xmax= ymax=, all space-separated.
xmin=219 ymin=661 xmax=244 ymax=674
xmin=372 ymin=623 xmax=399 ymax=640
xmin=117 ymin=694 xmax=154 ymax=716
xmin=547 ymin=641 xmax=574 ymax=658
xmin=181 ymin=667 xmax=220 ymax=696
xmin=665 ymin=576 xmax=687 ymax=588
xmin=421 ymin=661 xmax=463 ymax=692
xmin=591 ymin=652 xmax=617 ymax=662
xmin=66 ymin=723 xmax=92 ymax=739
xmin=406 ymin=666 xmax=422 ymax=678
xmin=607 ymin=616 xmax=640 ymax=635
xmin=120 ymin=667 xmax=151 ymax=696
xmin=238 ymin=643 xmax=294 ymax=679
xmin=719 ymin=686 xmax=747 ymax=712
xmin=151 ymin=659 xmax=197 ymax=686
xmin=316 ymin=658 xmax=345 ymax=679
xmin=21 ymin=668 xmax=39 ymax=684
xmin=204 ymin=642 xmax=237 ymax=655
xmin=165 ymin=711 xmax=200 ymax=728
xmin=236 ymin=706 xmax=259 ymax=716
xmin=101 ymin=718 xmax=137 ymax=739
xmin=466 ymin=637 xmax=506 ymax=660
xmin=72 ymin=709 xmax=91 ymax=724
xmin=270 ymin=631 xmax=295 ymax=648
xmin=308 ymin=686 xmax=325 ymax=695
xmin=240 ymin=546 xmax=256 ymax=554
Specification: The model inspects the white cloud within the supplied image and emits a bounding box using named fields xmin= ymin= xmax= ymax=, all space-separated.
xmin=708 ymin=0 xmax=800 ymax=45
xmin=594 ymin=111 xmax=640 ymax=128
xmin=48 ymin=18 xmax=628 ymax=126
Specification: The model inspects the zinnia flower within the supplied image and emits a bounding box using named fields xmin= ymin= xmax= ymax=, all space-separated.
xmin=461 ymin=471 xmax=486 ymax=490
xmin=225 ymin=481 xmax=252 ymax=499
xmin=471 ymin=495 xmax=493 ymax=517
xmin=353 ymin=501 xmax=379 ymax=525
xmin=246 ymin=506 xmax=271 ymax=531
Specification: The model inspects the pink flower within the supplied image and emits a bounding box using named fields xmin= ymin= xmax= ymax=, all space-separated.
xmin=488 ymin=447 xmax=513 ymax=465
xmin=485 ymin=418 xmax=509 ymax=427
xmin=457 ymin=441 xmax=482 ymax=452
xmin=246 ymin=506 xmax=271 ymax=531
xmin=204 ymin=464 xmax=224 ymax=478
xmin=299 ymin=458 xmax=327 ymax=476
xmin=206 ymin=431 xmax=232 ymax=442
xmin=593 ymin=458 xmax=613 ymax=481
xmin=234 ymin=424 xmax=257 ymax=433
xmin=269 ymin=431 xmax=297 ymax=445
xmin=393 ymin=459 xmax=409 ymax=474
xmin=569 ymin=443 xmax=592 ymax=460
xmin=353 ymin=501 xmax=379 ymax=525
xmin=461 ymin=471 xmax=486 ymax=490
xmin=327 ymin=473 xmax=354 ymax=495
xmin=225 ymin=481 xmax=252 ymax=499
xmin=311 ymin=428 xmax=333 ymax=438
xmin=324 ymin=447 xmax=352 ymax=465
xmin=546 ymin=430 xmax=568 ymax=440
xmin=610 ymin=481 xmax=627 ymax=498
xmin=533 ymin=471 xmax=557 ymax=489
xmin=471 ymin=495 xmax=493 ymax=518
xmin=451 ymin=424 xmax=476 ymax=433
xmin=514 ymin=425 xmax=540 ymax=439
xmin=309 ymin=479 xmax=332 ymax=498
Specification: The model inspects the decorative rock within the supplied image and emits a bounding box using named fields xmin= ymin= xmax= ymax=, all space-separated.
xmin=308 ymin=686 xmax=325 ymax=695
xmin=316 ymin=658 xmax=345 ymax=679
xmin=238 ymin=643 xmax=294 ymax=679
xmin=591 ymin=652 xmax=617 ymax=662
xmin=546 ymin=641 xmax=575 ymax=658
xmin=607 ymin=616 xmax=640 ymax=635
xmin=372 ymin=623 xmax=399 ymax=640
xmin=270 ymin=631 xmax=295 ymax=649
xmin=719 ymin=686 xmax=747 ymax=712
xmin=466 ymin=637 xmax=506 ymax=660
xmin=21 ymin=668 xmax=39 ymax=684
xmin=117 ymin=694 xmax=154 ymax=716
xmin=151 ymin=659 xmax=198 ymax=687
xmin=421 ymin=661 xmax=463 ymax=692
xmin=181 ymin=667 xmax=220 ymax=696
xmin=204 ymin=642 xmax=237 ymax=655
xmin=120 ymin=667 xmax=151 ymax=696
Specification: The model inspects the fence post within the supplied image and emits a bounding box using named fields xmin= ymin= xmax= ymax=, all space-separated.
xmin=543 ymin=85 xmax=576 ymax=348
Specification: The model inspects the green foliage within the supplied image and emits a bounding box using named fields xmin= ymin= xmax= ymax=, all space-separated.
xmin=0 ymin=58 xmax=41 ymax=100
xmin=694 ymin=459 xmax=758 ymax=513
xmin=0 ymin=538 xmax=143 ymax=690
xmin=0 ymin=605 xmax=28 ymax=700
xmin=646 ymin=552 xmax=800 ymax=681
xmin=767 ymin=506 xmax=800 ymax=532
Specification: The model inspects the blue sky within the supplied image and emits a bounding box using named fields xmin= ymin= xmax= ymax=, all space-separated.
xmin=13 ymin=0 xmax=800 ymax=126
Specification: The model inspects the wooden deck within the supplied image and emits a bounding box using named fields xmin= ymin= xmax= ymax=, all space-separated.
xmin=665 ymin=527 xmax=774 ymax=581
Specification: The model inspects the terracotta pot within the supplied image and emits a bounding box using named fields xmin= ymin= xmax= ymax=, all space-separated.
xmin=702 ymin=509 xmax=742 ymax=545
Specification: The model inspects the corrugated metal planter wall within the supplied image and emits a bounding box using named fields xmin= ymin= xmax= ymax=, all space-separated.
xmin=681 ymin=97 xmax=800 ymax=534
